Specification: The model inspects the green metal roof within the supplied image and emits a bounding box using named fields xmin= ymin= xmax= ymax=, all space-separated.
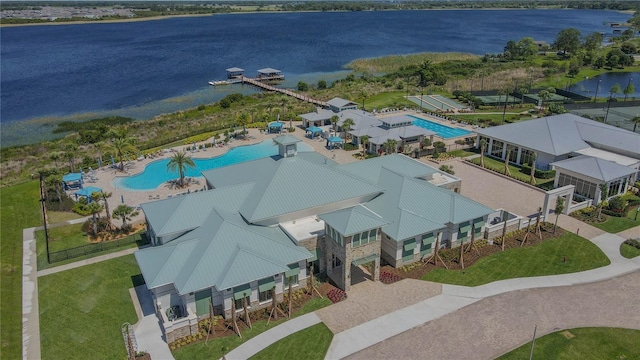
xmin=319 ymin=204 xmax=389 ymax=236
xmin=363 ymin=168 xmax=493 ymax=242
xmin=272 ymin=135 xmax=302 ymax=146
xmin=135 ymin=209 xmax=311 ymax=295
xmin=140 ymin=183 xmax=253 ymax=237
xmin=337 ymin=154 xmax=438 ymax=184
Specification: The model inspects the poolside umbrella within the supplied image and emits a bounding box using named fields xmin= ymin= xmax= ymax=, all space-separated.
xmin=79 ymin=166 xmax=83 ymax=175
xmin=97 ymin=158 xmax=102 ymax=168
xmin=121 ymin=195 xmax=125 ymax=204
xmin=110 ymin=155 xmax=115 ymax=166
xmin=193 ymin=142 xmax=197 ymax=150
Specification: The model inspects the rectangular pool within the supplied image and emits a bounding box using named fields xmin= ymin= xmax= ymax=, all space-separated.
xmin=410 ymin=115 xmax=473 ymax=139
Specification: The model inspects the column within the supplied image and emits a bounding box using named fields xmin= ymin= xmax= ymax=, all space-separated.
xmin=373 ymin=257 xmax=380 ymax=282
xmin=516 ymin=147 xmax=522 ymax=165
xmin=343 ymin=257 xmax=351 ymax=292
xmin=488 ymin=138 xmax=494 ymax=155
xmin=501 ymin=143 xmax=507 ymax=160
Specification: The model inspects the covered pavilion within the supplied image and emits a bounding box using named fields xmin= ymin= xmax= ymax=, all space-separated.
xmin=74 ymin=186 xmax=102 ymax=202
xmin=306 ymin=126 xmax=323 ymax=138
xmin=327 ymin=136 xmax=344 ymax=149
xmin=268 ymin=121 xmax=284 ymax=134
xmin=62 ymin=173 xmax=83 ymax=190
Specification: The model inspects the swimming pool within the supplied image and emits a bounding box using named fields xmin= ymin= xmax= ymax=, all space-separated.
xmin=410 ymin=115 xmax=473 ymax=139
xmin=113 ymin=140 xmax=312 ymax=191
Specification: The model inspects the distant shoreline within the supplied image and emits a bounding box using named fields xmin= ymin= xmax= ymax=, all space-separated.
xmin=1 ymin=7 xmax=620 ymax=28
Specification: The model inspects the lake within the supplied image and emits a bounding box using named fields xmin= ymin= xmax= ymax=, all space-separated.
xmin=0 ymin=9 xmax=631 ymax=146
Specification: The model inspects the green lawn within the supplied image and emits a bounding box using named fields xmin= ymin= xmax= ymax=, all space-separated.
xmin=498 ymin=327 xmax=640 ymax=360
xmin=0 ymin=180 xmax=42 ymax=359
xmin=469 ymin=156 xmax=554 ymax=188
xmin=447 ymin=149 xmax=476 ymax=158
xmin=173 ymin=296 xmax=332 ymax=360
xmin=590 ymin=207 xmax=640 ymax=233
xmin=364 ymin=91 xmax=411 ymax=110
xmin=39 ymin=254 xmax=141 ymax=360
xmin=250 ymin=322 xmax=333 ymax=360
xmin=47 ymin=210 xmax=83 ymax=223
xmin=37 ymin=223 xmax=90 ymax=252
xmin=422 ymin=233 xmax=610 ymax=286
xmin=620 ymin=242 xmax=640 ymax=259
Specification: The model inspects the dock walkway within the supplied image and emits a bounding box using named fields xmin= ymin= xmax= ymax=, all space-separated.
xmin=242 ymin=76 xmax=328 ymax=107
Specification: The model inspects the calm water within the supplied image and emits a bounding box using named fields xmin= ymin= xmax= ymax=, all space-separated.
xmin=113 ymin=140 xmax=312 ymax=190
xmin=1 ymin=9 xmax=630 ymax=146
xmin=411 ymin=116 xmax=472 ymax=139
xmin=571 ymin=72 xmax=640 ymax=99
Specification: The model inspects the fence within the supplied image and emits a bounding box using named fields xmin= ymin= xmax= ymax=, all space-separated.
xmin=49 ymin=232 xmax=149 ymax=263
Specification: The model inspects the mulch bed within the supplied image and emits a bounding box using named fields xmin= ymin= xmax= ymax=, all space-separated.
xmin=169 ymin=280 xmax=342 ymax=350
xmin=382 ymin=223 xmax=564 ymax=280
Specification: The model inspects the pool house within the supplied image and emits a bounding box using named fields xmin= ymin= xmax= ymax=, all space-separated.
xmin=135 ymin=137 xmax=492 ymax=341
xmin=475 ymin=113 xmax=640 ymax=204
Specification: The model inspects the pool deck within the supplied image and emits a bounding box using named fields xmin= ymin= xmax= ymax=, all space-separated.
xmin=79 ymin=109 xmax=476 ymax=227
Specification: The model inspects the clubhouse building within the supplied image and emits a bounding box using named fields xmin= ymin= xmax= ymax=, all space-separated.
xmin=135 ymin=135 xmax=492 ymax=341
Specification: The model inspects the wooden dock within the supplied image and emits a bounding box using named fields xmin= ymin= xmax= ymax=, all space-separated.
xmin=241 ymin=76 xmax=328 ymax=108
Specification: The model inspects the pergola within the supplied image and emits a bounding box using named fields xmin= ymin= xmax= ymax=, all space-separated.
xmin=327 ymin=136 xmax=344 ymax=149
xmin=74 ymin=186 xmax=102 ymax=202
xmin=306 ymin=126 xmax=323 ymax=138
xmin=268 ymin=121 xmax=284 ymax=134
xmin=62 ymin=173 xmax=83 ymax=190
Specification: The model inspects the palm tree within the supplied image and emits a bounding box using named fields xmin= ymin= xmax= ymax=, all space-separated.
xmin=49 ymin=152 xmax=61 ymax=171
xmin=64 ymin=142 xmax=78 ymax=172
xmin=479 ymin=139 xmax=487 ymax=168
xmin=631 ymin=115 xmax=640 ymax=132
xmin=553 ymin=196 xmax=565 ymax=234
xmin=341 ymin=118 xmax=354 ymax=140
xmin=538 ymin=87 xmax=555 ymax=113
xmin=529 ymin=152 xmax=537 ymax=185
xmin=360 ymin=135 xmax=370 ymax=158
xmin=94 ymin=141 xmax=105 ymax=167
xmin=87 ymin=201 xmax=104 ymax=236
xmin=113 ymin=205 xmax=139 ymax=231
xmin=110 ymin=136 xmax=136 ymax=171
xmin=623 ymin=81 xmax=634 ymax=101
xmin=519 ymin=85 xmax=529 ymax=107
xmin=45 ymin=174 xmax=63 ymax=203
xmin=237 ymin=112 xmax=250 ymax=136
xmin=167 ymin=151 xmax=196 ymax=188
xmin=93 ymin=191 xmax=114 ymax=231
xmin=287 ymin=104 xmax=294 ymax=129
xmin=597 ymin=183 xmax=609 ymax=219
xmin=383 ymin=139 xmax=397 ymax=154
xmin=330 ymin=115 xmax=339 ymax=134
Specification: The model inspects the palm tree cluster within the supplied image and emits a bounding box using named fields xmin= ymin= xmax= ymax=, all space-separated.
xmin=167 ymin=151 xmax=196 ymax=188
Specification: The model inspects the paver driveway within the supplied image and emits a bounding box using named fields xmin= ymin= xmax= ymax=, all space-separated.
xmin=346 ymin=271 xmax=640 ymax=360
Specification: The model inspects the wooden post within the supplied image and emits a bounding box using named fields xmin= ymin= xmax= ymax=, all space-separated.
xmin=501 ymin=219 xmax=507 ymax=251
xmin=535 ymin=207 xmax=542 ymax=239
xmin=231 ymin=298 xmax=241 ymax=338
xmin=504 ymin=148 xmax=512 ymax=177
xmin=205 ymin=303 xmax=214 ymax=344
xmin=287 ymin=277 xmax=293 ymax=319
xmin=521 ymin=218 xmax=532 ymax=247
xmin=467 ymin=223 xmax=479 ymax=255
xmin=308 ymin=265 xmax=323 ymax=298
xmin=242 ymin=295 xmax=251 ymax=329
xmin=459 ymin=236 xmax=465 ymax=269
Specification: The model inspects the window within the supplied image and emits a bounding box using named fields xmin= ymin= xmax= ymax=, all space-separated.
xmin=558 ymin=173 xmax=597 ymax=199
xmin=508 ymin=146 xmax=518 ymax=163
xmin=258 ymin=277 xmax=275 ymax=303
xmin=491 ymin=140 xmax=504 ymax=158
xmin=420 ymin=233 xmax=434 ymax=256
xmin=403 ymin=239 xmax=416 ymax=262
xmin=369 ymin=229 xmax=377 ymax=243
xmin=284 ymin=274 xmax=298 ymax=287
xmin=520 ymin=148 xmax=535 ymax=166
xmin=352 ymin=233 xmax=361 ymax=247
xmin=234 ymin=295 xmax=250 ymax=310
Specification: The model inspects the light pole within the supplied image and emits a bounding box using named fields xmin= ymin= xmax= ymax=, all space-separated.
xmin=420 ymin=92 xmax=424 ymax=112
xmin=593 ymin=79 xmax=601 ymax=103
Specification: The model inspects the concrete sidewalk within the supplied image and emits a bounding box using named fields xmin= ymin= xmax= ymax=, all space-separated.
xmin=224 ymin=313 xmax=322 ymax=360
xmin=22 ymin=227 xmax=40 ymax=360
xmin=132 ymin=284 xmax=175 ymax=360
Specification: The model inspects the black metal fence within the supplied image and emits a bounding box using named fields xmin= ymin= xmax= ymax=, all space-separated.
xmin=49 ymin=232 xmax=149 ymax=263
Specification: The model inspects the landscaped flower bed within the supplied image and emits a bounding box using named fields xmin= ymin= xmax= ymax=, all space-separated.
xmin=326 ymin=288 xmax=347 ymax=303
xmin=379 ymin=271 xmax=402 ymax=284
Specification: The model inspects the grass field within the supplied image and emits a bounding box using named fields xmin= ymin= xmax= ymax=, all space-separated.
xmin=468 ymin=155 xmax=554 ymax=188
xmin=498 ymin=327 xmax=640 ymax=360
xmin=0 ymin=180 xmax=41 ymax=359
xmin=39 ymin=254 xmax=141 ymax=360
xmin=250 ymin=322 xmax=333 ymax=360
xmin=363 ymin=91 xmax=411 ymax=110
xmin=46 ymin=210 xmax=82 ymax=223
xmin=173 ymin=297 xmax=332 ymax=360
xmin=620 ymin=242 xmax=640 ymax=259
xmin=422 ymin=233 xmax=610 ymax=287
xmin=590 ymin=208 xmax=639 ymax=234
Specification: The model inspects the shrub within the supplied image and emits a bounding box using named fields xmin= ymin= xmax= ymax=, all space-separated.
xmin=607 ymin=196 xmax=625 ymax=212
xmin=520 ymin=164 xmax=556 ymax=179
xmin=624 ymin=239 xmax=640 ymax=250
xmin=343 ymin=143 xmax=358 ymax=151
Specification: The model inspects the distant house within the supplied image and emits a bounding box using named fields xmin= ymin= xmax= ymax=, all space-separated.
xmin=475 ymin=113 xmax=640 ymax=204
xmin=327 ymin=97 xmax=358 ymax=112
xmin=135 ymin=136 xmax=492 ymax=341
